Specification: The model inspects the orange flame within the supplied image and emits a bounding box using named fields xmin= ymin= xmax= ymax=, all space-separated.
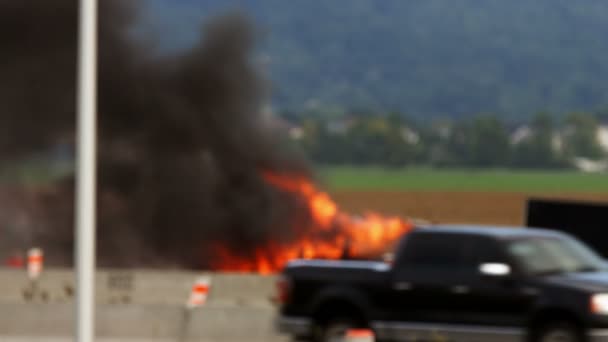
xmin=210 ymin=172 xmax=413 ymax=274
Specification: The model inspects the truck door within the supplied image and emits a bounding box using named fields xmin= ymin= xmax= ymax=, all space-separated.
xmin=390 ymin=232 xmax=470 ymax=324
xmin=454 ymin=236 xmax=537 ymax=327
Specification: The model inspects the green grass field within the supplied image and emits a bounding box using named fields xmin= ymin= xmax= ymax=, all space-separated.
xmin=320 ymin=167 xmax=608 ymax=192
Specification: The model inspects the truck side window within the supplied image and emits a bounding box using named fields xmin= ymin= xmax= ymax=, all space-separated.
xmin=461 ymin=236 xmax=509 ymax=272
xmin=398 ymin=233 xmax=467 ymax=269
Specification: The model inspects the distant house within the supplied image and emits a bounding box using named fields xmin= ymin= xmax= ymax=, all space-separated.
xmin=565 ymin=124 xmax=608 ymax=172
xmin=572 ymin=157 xmax=608 ymax=172
xmin=276 ymin=120 xmax=305 ymax=140
xmin=263 ymin=107 xmax=305 ymax=140
xmin=289 ymin=126 xmax=305 ymax=140
xmin=596 ymin=125 xmax=608 ymax=153
xmin=551 ymin=134 xmax=564 ymax=153
xmin=400 ymin=127 xmax=420 ymax=144
xmin=510 ymin=126 xmax=533 ymax=145
xmin=509 ymin=125 xmax=563 ymax=153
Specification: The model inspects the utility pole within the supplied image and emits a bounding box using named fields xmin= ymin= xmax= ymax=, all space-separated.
xmin=75 ymin=0 xmax=98 ymax=341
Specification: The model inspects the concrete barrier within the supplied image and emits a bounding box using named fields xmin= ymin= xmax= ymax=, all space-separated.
xmin=0 ymin=269 xmax=277 ymax=307
xmin=0 ymin=303 xmax=287 ymax=341
xmin=0 ymin=269 xmax=287 ymax=341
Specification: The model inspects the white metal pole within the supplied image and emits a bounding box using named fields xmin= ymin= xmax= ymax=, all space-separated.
xmin=75 ymin=0 xmax=98 ymax=341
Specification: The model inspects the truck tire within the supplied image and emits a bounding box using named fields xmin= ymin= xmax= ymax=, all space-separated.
xmin=318 ymin=318 xmax=357 ymax=342
xmin=534 ymin=322 xmax=583 ymax=342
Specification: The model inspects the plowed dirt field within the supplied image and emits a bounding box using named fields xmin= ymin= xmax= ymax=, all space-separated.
xmin=332 ymin=191 xmax=608 ymax=225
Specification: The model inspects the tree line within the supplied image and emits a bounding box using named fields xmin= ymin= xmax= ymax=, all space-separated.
xmin=285 ymin=111 xmax=607 ymax=169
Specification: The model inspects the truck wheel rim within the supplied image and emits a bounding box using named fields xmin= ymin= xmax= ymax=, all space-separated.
xmin=324 ymin=323 xmax=351 ymax=342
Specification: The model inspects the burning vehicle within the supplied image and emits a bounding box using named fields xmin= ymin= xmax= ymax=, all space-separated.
xmin=210 ymin=171 xmax=413 ymax=273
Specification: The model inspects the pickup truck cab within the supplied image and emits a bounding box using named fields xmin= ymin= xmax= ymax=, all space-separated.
xmin=276 ymin=225 xmax=608 ymax=342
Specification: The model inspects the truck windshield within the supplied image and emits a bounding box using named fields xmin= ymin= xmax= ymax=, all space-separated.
xmin=507 ymin=236 xmax=606 ymax=276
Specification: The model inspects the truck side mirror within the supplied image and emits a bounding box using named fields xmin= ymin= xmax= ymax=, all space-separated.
xmin=479 ymin=263 xmax=511 ymax=277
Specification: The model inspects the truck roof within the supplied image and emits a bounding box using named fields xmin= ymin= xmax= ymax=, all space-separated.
xmin=414 ymin=224 xmax=566 ymax=240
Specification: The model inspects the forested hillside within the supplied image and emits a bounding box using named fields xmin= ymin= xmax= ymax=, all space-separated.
xmin=146 ymin=0 xmax=608 ymax=120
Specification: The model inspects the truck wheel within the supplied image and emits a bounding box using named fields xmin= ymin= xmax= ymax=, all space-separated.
xmin=319 ymin=318 xmax=357 ymax=342
xmin=535 ymin=322 xmax=583 ymax=342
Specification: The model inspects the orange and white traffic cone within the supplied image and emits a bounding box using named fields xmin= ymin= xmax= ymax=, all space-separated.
xmin=344 ymin=329 xmax=375 ymax=342
xmin=27 ymin=248 xmax=43 ymax=280
xmin=186 ymin=277 xmax=211 ymax=308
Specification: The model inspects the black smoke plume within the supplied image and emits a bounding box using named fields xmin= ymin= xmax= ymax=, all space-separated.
xmin=0 ymin=0 xmax=312 ymax=268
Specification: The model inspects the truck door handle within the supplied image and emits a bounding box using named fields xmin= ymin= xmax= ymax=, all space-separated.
xmin=393 ymin=282 xmax=413 ymax=291
xmin=450 ymin=285 xmax=470 ymax=294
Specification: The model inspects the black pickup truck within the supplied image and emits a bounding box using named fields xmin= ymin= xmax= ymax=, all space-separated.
xmin=276 ymin=225 xmax=608 ymax=342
